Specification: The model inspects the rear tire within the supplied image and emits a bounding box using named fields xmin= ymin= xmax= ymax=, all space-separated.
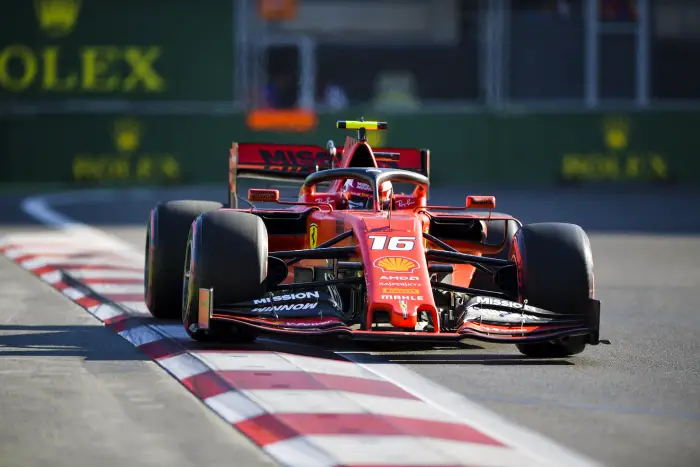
xmin=511 ymin=222 xmax=595 ymax=358
xmin=145 ymin=200 xmax=223 ymax=319
xmin=182 ymin=210 xmax=268 ymax=343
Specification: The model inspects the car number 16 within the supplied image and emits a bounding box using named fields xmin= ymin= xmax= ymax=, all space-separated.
xmin=368 ymin=235 xmax=415 ymax=251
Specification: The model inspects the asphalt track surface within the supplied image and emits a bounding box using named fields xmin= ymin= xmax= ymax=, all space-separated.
xmin=1 ymin=184 xmax=700 ymax=467
xmin=0 ymin=196 xmax=277 ymax=467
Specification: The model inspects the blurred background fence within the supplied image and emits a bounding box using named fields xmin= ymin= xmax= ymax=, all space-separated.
xmin=1 ymin=0 xmax=699 ymax=187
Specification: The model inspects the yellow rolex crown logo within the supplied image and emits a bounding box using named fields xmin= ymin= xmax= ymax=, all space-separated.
xmin=113 ymin=118 xmax=142 ymax=153
xmin=34 ymin=0 xmax=82 ymax=38
xmin=603 ymin=116 xmax=630 ymax=151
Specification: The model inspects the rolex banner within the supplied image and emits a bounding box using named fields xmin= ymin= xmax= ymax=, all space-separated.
xmin=2 ymin=115 xmax=246 ymax=184
xmin=2 ymin=111 xmax=700 ymax=185
xmin=0 ymin=0 xmax=234 ymax=101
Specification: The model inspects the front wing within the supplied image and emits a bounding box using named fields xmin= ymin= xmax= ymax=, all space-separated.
xmin=195 ymin=286 xmax=601 ymax=345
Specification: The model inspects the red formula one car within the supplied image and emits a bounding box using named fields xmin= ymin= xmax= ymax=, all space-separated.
xmin=144 ymin=120 xmax=601 ymax=357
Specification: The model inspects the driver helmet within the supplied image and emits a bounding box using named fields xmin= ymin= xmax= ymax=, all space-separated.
xmin=378 ymin=180 xmax=393 ymax=210
xmin=344 ymin=179 xmax=393 ymax=210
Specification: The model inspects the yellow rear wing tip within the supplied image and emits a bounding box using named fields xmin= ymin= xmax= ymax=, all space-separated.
xmin=336 ymin=120 xmax=387 ymax=130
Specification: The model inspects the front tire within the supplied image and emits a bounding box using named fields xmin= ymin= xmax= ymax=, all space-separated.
xmin=145 ymin=200 xmax=223 ymax=319
xmin=182 ymin=210 xmax=268 ymax=343
xmin=511 ymin=222 xmax=595 ymax=358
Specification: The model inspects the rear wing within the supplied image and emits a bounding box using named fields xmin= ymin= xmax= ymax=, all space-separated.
xmin=228 ymin=142 xmax=430 ymax=208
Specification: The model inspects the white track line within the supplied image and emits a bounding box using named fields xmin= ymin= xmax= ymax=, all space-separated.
xmin=21 ymin=194 xmax=144 ymax=262
xmin=18 ymin=189 xmax=602 ymax=467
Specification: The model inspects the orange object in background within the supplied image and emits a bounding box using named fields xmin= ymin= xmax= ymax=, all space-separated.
xmin=246 ymin=109 xmax=317 ymax=132
xmin=258 ymin=0 xmax=298 ymax=21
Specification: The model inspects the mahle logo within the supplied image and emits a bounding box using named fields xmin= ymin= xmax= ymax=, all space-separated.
xmin=112 ymin=118 xmax=142 ymax=153
xmin=34 ymin=0 xmax=83 ymax=38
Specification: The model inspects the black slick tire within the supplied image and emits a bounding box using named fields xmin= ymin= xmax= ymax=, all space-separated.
xmin=145 ymin=200 xmax=223 ymax=319
xmin=511 ymin=222 xmax=595 ymax=358
xmin=182 ymin=210 xmax=268 ymax=343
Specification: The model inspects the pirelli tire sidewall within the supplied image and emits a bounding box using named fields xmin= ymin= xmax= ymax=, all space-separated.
xmin=145 ymin=200 xmax=224 ymax=319
xmin=183 ymin=210 xmax=268 ymax=338
xmin=511 ymin=222 xmax=595 ymax=357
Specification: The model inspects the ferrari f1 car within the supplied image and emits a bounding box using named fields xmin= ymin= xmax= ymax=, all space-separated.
xmin=144 ymin=120 xmax=601 ymax=357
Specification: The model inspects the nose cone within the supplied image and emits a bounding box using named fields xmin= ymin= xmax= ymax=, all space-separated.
xmin=357 ymin=216 xmax=436 ymax=330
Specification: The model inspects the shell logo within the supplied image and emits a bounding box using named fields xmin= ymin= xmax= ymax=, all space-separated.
xmin=374 ymin=256 xmax=419 ymax=273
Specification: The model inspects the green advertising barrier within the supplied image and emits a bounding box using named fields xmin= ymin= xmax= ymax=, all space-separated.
xmin=2 ymin=2 xmax=698 ymax=188
xmin=494 ymin=111 xmax=700 ymax=184
xmin=0 ymin=112 xmax=492 ymax=186
xmin=203 ymin=110 xmax=700 ymax=185
xmin=0 ymin=0 xmax=234 ymax=101
xmin=1 ymin=110 xmax=699 ymax=186
xmin=3 ymin=115 xmax=234 ymax=185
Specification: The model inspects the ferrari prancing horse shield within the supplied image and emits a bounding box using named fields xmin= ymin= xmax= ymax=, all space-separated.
xmin=309 ymin=223 xmax=318 ymax=248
